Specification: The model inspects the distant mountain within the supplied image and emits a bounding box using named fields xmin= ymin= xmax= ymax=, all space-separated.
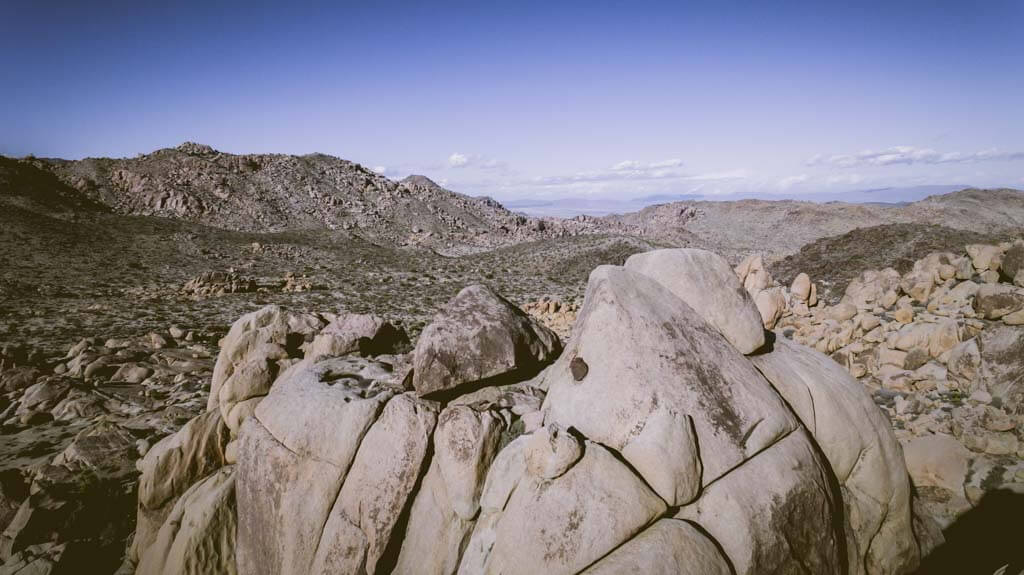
xmin=4 ymin=145 xmax=1022 ymax=262
xmin=2 ymin=143 xmax=602 ymax=255
xmin=599 ymin=188 xmax=1024 ymax=262
xmin=506 ymin=194 xmax=703 ymax=217
xmin=507 ymin=185 xmax=972 ymax=217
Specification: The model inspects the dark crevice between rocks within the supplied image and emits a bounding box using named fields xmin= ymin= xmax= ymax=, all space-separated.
xmin=748 ymin=329 xmax=777 ymax=356
xmin=419 ymin=361 xmax=550 ymax=406
xmin=584 ymin=434 xmax=675 ymax=512
xmin=682 ymin=518 xmax=739 ymax=575
xmin=375 ymin=425 xmax=437 ymax=574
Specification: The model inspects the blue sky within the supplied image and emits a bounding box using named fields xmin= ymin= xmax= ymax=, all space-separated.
xmin=2 ymin=0 xmax=1022 ymax=203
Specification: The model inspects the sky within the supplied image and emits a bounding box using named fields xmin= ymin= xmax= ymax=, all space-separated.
xmin=2 ymin=0 xmax=1023 ymax=206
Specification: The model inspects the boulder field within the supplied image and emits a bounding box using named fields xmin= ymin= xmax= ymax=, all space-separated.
xmin=117 ymin=248 xmax=946 ymax=575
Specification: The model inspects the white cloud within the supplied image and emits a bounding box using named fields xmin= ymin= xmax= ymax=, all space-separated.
xmin=611 ymin=159 xmax=682 ymax=171
xmin=371 ymin=165 xmax=389 ymax=174
xmin=448 ymin=153 xmax=470 ymax=168
xmin=612 ymin=160 xmax=642 ymax=171
xmin=648 ymin=158 xmax=684 ymax=169
xmin=777 ymin=174 xmax=809 ymax=189
xmin=535 ymin=159 xmax=701 ymax=186
xmin=807 ymin=146 xmax=1024 ymax=168
xmin=447 ymin=152 xmax=507 ymax=170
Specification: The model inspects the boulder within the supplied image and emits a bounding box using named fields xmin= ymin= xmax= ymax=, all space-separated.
xmin=543 ymin=266 xmax=797 ymax=505
xmin=523 ymin=423 xmax=582 ymax=480
xmin=830 ymin=302 xmax=858 ymax=322
xmin=1002 ymin=244 xmax=1024 ymax=282
xmin=136 ymin=468 xmax=237 ymax=575
xmin=966 ymin=244 xmax=1002 ymax=272
xmin=977 ymin=326 xmax=1024 ymax=414
xmin=392 ymin=406 xmax=506 ymax=575
xmin=753 ymin=287 xmax=787 ymax=330
xmin=674 ymin=430 xmax=841 ymax=575
xmin=900 ymin=270 xmax=936 ymax=303
xmin=306 ymin=313 xmax=409 ymax=361
xmin=973 ymin=284 xmax=1024 ymax=320
xmin=624 ymin=248 xmax=765 ymax=353
xmin=412 ymin=285 xmax=561 ymax=397
xmin=474 ymin=441 xmax=666 ymax=575
xmin=207 ymin=304 xmax=324 ymax=413
xmin=791 ymin=272 xmax=812 ymax=302
xmin=132 ymin=410 xmax=230 ymax=561
xmin=750 ymin=337 xmax=921 ymax=574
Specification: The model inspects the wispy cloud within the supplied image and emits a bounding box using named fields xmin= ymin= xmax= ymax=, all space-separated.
xmin=807 ymin=146 xmax=1024 ymax=168
xmin=448 ymin=153 xmax=470 ymax=168
xmin=447 ymin=152 xmax=506 ymax=170
xmin=532 ymin=159 xmax=731 ymax=186
xmin=371 ymin=165 xmax=395 ymax=176
xmin=777 ymin=174 xmax=809 ymax=189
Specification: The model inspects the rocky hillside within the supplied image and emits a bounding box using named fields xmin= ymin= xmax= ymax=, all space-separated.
xmin=15 ymin=143 xmax=599 ymax=256
xmin=602 ymin=189 xmax=1024 ymax=262
xmin=8 ymin=145 xmax=1024 ymax=262
xmin=769 ymin=223 xmax=1017 ymax=303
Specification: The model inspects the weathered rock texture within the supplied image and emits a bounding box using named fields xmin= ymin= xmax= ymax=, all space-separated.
xmin=117 ymin=247 xmax=947 ymax=575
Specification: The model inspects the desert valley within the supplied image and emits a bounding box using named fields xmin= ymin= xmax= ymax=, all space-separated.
xmin=1 ymin=144 xmax=1023 ymax=574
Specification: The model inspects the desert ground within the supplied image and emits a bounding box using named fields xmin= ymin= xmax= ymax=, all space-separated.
xmin=2 ymin=146 xmax=1024 ymax=574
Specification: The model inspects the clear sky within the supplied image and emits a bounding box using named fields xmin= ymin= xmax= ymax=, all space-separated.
xmin=3 ymin=0 xmax=1022 ymax=202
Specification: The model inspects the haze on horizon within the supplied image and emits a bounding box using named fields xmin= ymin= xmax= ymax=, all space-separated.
xmin=3 ymin=0 xmax=1022 ymax=208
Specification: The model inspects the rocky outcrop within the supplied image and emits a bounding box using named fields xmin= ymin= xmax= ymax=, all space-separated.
xmin=22 ymin=144 xmax=610 ymax=256
xmin=542 ymin=265 xmax=797 ymax=504
xmin=206 ymin=304 xmax=325 ymax=435
xmin=751 ymin=337 xmax=918 ymax=574
xmin=109 ymin=247 xmax=949 ymax=575
xmin=181 ymin=271 xmax=256 ymax=297
xmin=0 ymin=327 xmax=219 ymax=574
xmin=745 ymin=239 xmax=1024 ymax=534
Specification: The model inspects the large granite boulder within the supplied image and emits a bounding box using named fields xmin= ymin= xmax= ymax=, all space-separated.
xmin=751 ymin=337 xmax=921 ymax=575
xmin=464 ymin=439 xmax=667 ymax=575
xmin=542 ymin=265 xmax=798 ymax=505
xmin=136 ymin=468 xmax=237 ymax=575
xmin=624 ymin=248 xmax=765 ymax=353
xmin=412 ymin=285 xmax=560 ymax=397
xmin=977 ymin=325 xmax=1024 ymax=414
xmin=674 ymin=429 xmax=841 ymax=575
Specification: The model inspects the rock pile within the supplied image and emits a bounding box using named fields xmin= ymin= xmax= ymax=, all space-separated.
xmin=0 ymin=328 xmax=217 ymax=573
xmin=520 ymin=296 xmax=579 ymax=341
xmin=120 ymin=248 xmax=939 ymax=575
xmin=736 ymin=240 xmax=1024 ymax=529
xmin=181 ymin=271 xmax=256 ymax=297
xmin=279 ymin=272 xmax=314 ymax=293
